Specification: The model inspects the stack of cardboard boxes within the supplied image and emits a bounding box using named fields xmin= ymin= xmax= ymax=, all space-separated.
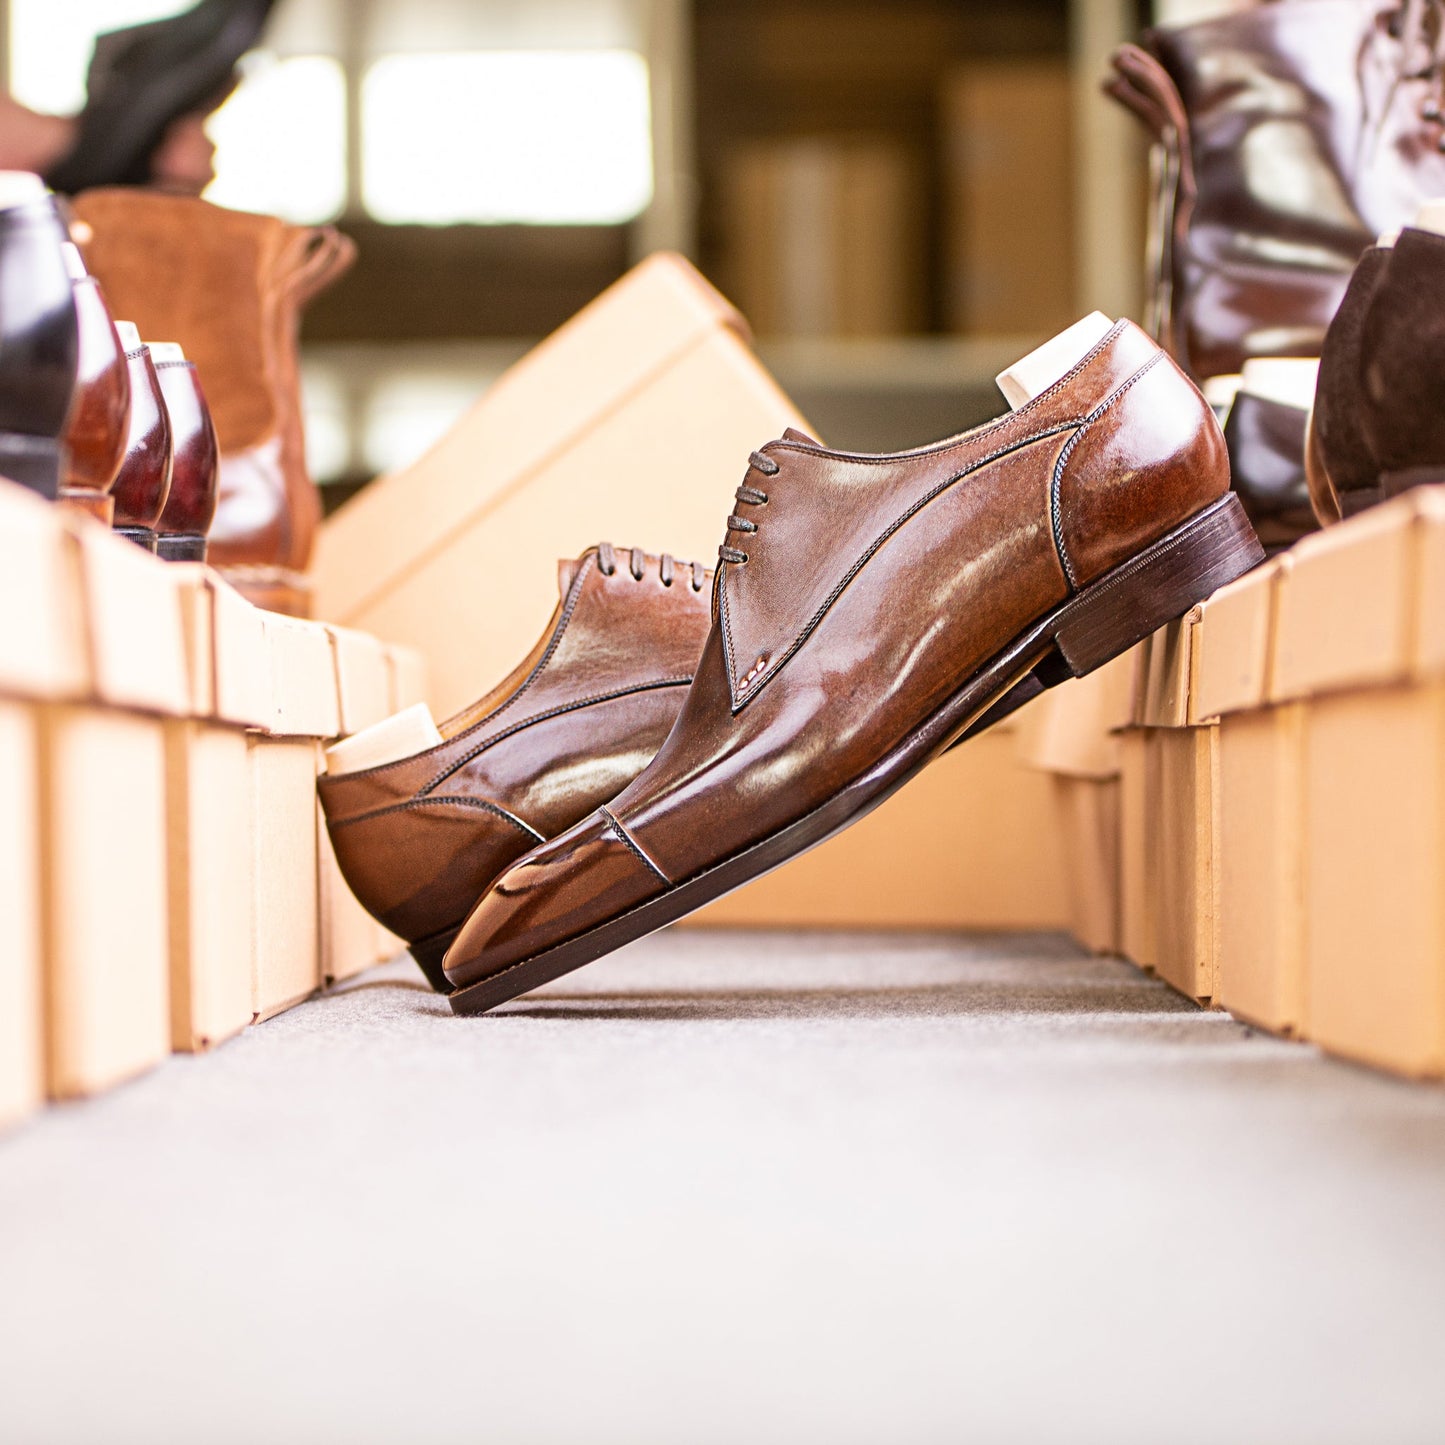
xmin=1117 ymin=488 xmax=1445 ymax=1080
xmin=0 ymin=482 xmax=424 ymax=1133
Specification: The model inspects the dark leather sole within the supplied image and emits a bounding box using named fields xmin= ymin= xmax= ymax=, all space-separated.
xmin=115 ymin=525 xmax=159 ymax=553
xmin=158 ymin=532 xmax=208 ymax=562
xmin=448 ymin=494 xmax=1265 ymax=1017
xmin=410 ymin=924 xmax=462 ymax=995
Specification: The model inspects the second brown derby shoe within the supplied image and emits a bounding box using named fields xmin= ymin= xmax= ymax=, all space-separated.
xmin=317 ymin=544 xmax=712 ymax=992
xmin=445 ymin=320 xmax=1265 ymax=1014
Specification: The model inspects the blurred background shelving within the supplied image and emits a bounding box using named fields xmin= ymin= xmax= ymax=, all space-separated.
xmin=6 ymin=0 xmax=1148 ymax=506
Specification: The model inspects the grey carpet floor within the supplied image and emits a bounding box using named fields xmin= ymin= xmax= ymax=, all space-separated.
xmin=2 ymin=929 xmax=1444 ymax=1445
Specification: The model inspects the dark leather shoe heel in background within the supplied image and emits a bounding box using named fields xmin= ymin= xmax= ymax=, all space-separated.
xmin=0 ymin=194 xmax=78 ymax=499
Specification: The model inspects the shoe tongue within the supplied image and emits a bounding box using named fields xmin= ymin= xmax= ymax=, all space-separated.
xmin=781 ymin=427 xmax=820 ymax=446
xmin=557 ymin=556 xmax=583 ymax=596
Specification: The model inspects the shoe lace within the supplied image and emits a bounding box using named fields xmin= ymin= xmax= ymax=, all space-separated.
xmin=596 ymin=541 xmax=707 ymax=591
xmin=717 ymin=450 xmax=778 ymax=566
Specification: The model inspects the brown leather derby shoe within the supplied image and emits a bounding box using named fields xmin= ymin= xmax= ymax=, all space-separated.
xmin=445 ymin=320 xmax=1265 ymax=1014
xmin=318 ymin=543 xmax=712 ymax=991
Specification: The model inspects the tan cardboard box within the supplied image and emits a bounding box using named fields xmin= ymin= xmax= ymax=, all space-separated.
xmin=1271 ymin=489 xmax=1444 ymax=703
xmin=41 ymin=706 xmax=170 ymax=1098
xmin=248 ymin=614 xmax=338 ymax=1019
xmin=717 ymin=137 xmax=926 ymax=337
xmin=1118 ymin=728 xmax=1156 ymax=972
xmin=1053 ymin=775 xmax=1121 ymax=955
xmin=0 ymin=701 xmax=42 ymax=1130
xmin=1151 ymin=724 xmax=1220 ymax=1004
xmin=384 ymin=643 xmax=429 ymax=714
xmin=313 ymin=253 xmax=807 ymax=717
xmin=172 ymin=564 xmax=272 ymax=728
xmin=0 ymin=481 xmax=88 ymax=701
xmin=322 ymin=625 xmax=395 ymax=983
xmin=248 ymin=737 xmax=322 ymax=1021
xmin=692 ymin=724 xmax=1071 ymax=931
xmin=941 ymin=60 xmax=1076 ymax=336
xmin=165 ymin=721 xmax=253 ymax=1051
xmin=1194 ymin=557 xmax=1287 ymax=723
xmin=1304 ymin=684 xmax=1445 ymax=1078
xmin=74 ymin=520 xmax=190 ymax=718
xmin=1217 ymin=704 xmax=1307 ymax=1033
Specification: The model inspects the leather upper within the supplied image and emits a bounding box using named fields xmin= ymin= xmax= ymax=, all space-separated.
xmin=154 ymin=358 xmax=219 ymax=539
xmin=446 ymin=322 xmax=1230 ymax=986
xmin=61 ymin=274 xmax=130 ymax=503
xmin=110 ymin=341 xmax=173 ymax=531
xmin=1109 ymin=0 xmax=1445 ymax=381
xmin=318 ymin=544 xmax=713 ymax=945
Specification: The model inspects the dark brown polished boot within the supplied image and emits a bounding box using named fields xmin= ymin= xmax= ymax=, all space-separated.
xmin=0 ymin=181 xmax=78 ymax=498
xmin=151 ymin=344 xmax=218 ymax=561
xmin=108 ymin=323 xmax=172 ymax=552
xmin=317 ymin=544 xmax=713 ymax=992
xmin=58 ymin=243 xmax=130 ymax=524
xmin=444 ymin=321 xmax=1265 ymax=1014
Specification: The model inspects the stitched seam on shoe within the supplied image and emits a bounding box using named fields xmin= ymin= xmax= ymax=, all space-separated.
xmin=1050 ymin=352 xmax=1164 ymax=592
xmin=329 ymin=794 xmax=545 ymax=841
xmin=599 ymin=805 xmax=672 ymax=884
xmin=729 ymin=422 xmax=1079 ymax=712
xmin=718 ymin=566 xmax=742 ymax=705
xmin=417 ymin=677 xmax=694 ymax=795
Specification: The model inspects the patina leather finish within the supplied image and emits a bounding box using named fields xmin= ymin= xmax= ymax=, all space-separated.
xmin=444 ymin=322 xmax=1261 ymax=1007
xmin=153 ymin=355 xmax=218 ymax=561
xmin=1108 ymin=0 xmax=1445 ymax=383
xmin=318 ymin=544 xmax=713 ymax=988
xmin=59 ymin=270 xmax=129 ymax=524
xmin=109 ymin=340 xmax=172 ymax=546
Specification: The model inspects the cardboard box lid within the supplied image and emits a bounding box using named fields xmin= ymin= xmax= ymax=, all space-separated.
xmin=313 ymin=253 xmax=750 ymax=624
xmin=1271 ymin=491 xmax=1425 ymax=703
xmin=262 ymin=613 xmax=341 ymax=739
xmin=326 ymin=625 xmax=392 ymax=736
xmin=172 ymin=565 xmax=272 ymax=728
xmin=0 ymin=481 xmax=88 ymax=702
xmin=1193 ymin=557 xmax=1285 ymax=722
xmin=1137 ymin=610 xmax=1202 ymax=728
xmin=1016 ymin=649 xmax=1138 ymax=779
xmin=384 ymin=643 xmax=429 ymax=714
xmin=75 ymin=520 xmax=189 ymax=717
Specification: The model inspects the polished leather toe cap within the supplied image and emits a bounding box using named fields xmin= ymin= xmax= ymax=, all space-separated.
xmin=443 ymin=810 xmax=669 ymax=991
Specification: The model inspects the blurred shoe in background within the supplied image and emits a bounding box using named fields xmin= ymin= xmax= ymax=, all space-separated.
xmin=72 ymin=189 xmax=354 ymax=608
xmin=57 ymin=242 xmax=129 ymax=526
xmin=42 ymin=0 xmax=275 ymax=196
xmin=108 ymin=325 xmax=173 ymax=553
xmin=150 ymin=344 xmax=219 ymax=563
xmin=0 ymin=175 xmax=77 ymax=500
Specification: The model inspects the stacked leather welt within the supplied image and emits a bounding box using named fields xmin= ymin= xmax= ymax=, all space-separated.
xmin=0 ymin=478 xmax=423 ymax=1132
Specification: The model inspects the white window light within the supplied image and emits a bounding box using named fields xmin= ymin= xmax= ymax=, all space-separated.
xmin=10 ymin=0 xmax=191 ymax=114
xmin=361 ymin=49 xmax=654 ymax=226
xmin=205 ymin=53 xmax=347 ymax=223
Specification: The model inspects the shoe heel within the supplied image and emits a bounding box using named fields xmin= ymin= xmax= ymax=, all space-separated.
xmin=0 ymin=431 xmax=62 ymax=499
xmin=157 ymin=532 xmax=208 ymax=563
xmin=114 ymin=525 xmax=159 ymax=554
xmin=1051 ymin=493 xmax=1264 ymax=678
xmin=410 ymin=924 xmax=462 ymax=995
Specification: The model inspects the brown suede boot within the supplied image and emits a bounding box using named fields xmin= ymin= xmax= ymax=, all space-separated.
xmin=69 ymin=188 xmax=354 ymax=614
